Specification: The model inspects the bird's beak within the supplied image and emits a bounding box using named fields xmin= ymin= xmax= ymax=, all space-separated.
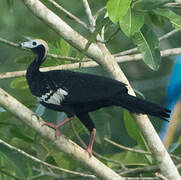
xmin=20 ymin=41 xmax=32 ymax=49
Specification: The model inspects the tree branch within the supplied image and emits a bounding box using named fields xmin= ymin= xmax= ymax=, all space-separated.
xmin=1 ymin=36 xmax=181 ymax=79
xmin=46 ymin=0 xmax=89 ymax=30
xmin=16 ymin=0 xmax=181 ymax=179
xmin=0 ymin=138 xmax=96 ymax=179
xmin=82 ymin=0 xmax=95 ymax=31
xmin=0 ymin=88 xmax=123 ymax=179
xmin=114 ymin=29 xmax=180 ymax=56
xmin=104 ymin=138 xmax=151 ymax=155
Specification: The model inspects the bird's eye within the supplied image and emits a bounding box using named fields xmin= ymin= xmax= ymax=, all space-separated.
xmin=32 ymin=41 xmax=37 ymax=46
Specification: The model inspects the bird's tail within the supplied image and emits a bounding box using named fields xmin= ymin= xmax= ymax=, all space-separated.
xmin=113 ymin=94 xmax=170 ymax=121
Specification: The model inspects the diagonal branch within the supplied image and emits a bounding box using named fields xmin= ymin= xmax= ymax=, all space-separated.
xmin=46 ymin=0 xmax=89 ymax=30
xmin=0 ymin=88 xmax=123 ymax=180
xmin=0 ymin=138 xmax=96 ymax=179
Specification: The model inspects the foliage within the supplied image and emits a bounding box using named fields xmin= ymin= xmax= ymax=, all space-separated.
xmin=0 ymin=0 xmax=181 ymax=179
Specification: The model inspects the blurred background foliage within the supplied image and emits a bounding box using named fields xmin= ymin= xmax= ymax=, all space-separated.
xmin=0 ymin=0 xmax=181 ymax=179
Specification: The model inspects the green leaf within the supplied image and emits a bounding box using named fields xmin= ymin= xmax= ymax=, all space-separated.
xmin=107 ymin=0 xmax=131 ymax=23
xmin=60 ymin=39 xmax=70 ymax=56
xmin=154 ymin=9 xmax=181 ymax=30
xmin=119 ymin=8 xmax=144 ymax=37
xmin=0 ymin=142 xmax=28 ymax=178
xmin=149 ymin=12 xmax=165 ymax=27
xmin=133 ymin=0 xmax=170 ymax=11
xmin=52 ymin=152 xmax=77 ymax=170
xmin=124 ymin=110 xmax=149 ymax=152
xmin=91 ymin=109 xmax=111 ymax=144
xmin=132 ymin=25 xmax=160 ymax=70
xmin=10 ymin=77 xmax=28 ymax=90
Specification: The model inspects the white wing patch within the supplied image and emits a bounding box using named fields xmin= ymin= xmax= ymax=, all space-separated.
xmin=37 ymin=88 xmax=68 ymax=105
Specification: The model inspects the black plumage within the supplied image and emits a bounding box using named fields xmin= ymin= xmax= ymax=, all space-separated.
xmin=20 ymin=39 xmax=170 ymax=156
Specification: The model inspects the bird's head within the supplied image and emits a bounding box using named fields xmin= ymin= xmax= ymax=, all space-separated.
xmin=20 ymin=39 xmax=48 ymax=59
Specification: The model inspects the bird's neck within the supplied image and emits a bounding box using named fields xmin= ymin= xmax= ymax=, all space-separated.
xmin=26 ymin=54 xmax=45 ymax=83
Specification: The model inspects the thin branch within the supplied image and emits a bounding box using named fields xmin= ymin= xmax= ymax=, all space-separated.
xmin=0 ymin=138 xmax=96 ymax=179
xmin=155 ymin=172 xmax=168 ymax=180
xmin=159 ymin=29 xmax=180 ymax=41
xmin=104 ymin=138 xmax=151 ymax=155
xmin=126 ymin=178 xmax=160 ymax=180
xmin=0 ymin=37 xmax=20 ymax=48
xmin=0 ymin=88 xmax=123 ymax=180
xmin=47 ymin=0 xmax=88 ymax=30
xmin=0 ymin=37 xmax=90 ymax=63
xmin=119 ymin=165 xmax=158 ymax=176
xmin=82 ymin=0 xmax=96 ymax=31
xmin=1 ymin=47 xmax=181 ymax=80
xmin=165 ymin=3 xmax=181 ymax=8
xmin=94 ymin=7 xmax=106 ymax=21
xmin=114 ymin=29 xmax=180 ymax=57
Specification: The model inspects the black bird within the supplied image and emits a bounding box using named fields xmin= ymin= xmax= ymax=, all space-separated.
xmin=20 ymin=39 xmax=170 ymax=157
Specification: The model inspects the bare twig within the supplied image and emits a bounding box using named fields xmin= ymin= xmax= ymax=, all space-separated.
xmin=114 ymin=29 xmax=180 ymax=57
xmin=1 ymin=47 xmax=181 ymax=80
xmin=0 ymin=37 xmax=20 ymax=48
xmin=47 ymin=0 xmax=88 ymax=29
xmin=165 ymin=3 xmax=181 ymax=8
xmin=104 ymin=138 xmax=151 ymax=155
xmin=82 ymin=0 xmax=95 ymax=31
xmin=119 ymin=165 xmax=158 ymax=176
xmin=0 ymin=36 xmax=90 ymax=62
xmin=155 ymin=172 xmax=168 ymax=180
xmin=159 ymin=29 xmax=180 ymax=41
xmin=126 ymin=178 xmax=160 ymax=180
xmin=0 ymin=138 xmax=96 ymax=179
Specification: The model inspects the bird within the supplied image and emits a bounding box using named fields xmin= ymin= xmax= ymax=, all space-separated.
xmin=20 ymin=39 xmax=171 ymax=157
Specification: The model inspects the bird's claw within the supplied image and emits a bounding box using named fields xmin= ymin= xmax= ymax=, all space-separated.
xmin=86 ymin=147 xmax=92 ymax=158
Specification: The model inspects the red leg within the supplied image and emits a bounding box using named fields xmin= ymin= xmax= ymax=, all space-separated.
xmin=43 ymin=117 xmax=70 ymax=136
xmin=86 ymin=128 xmax=96 ymax=157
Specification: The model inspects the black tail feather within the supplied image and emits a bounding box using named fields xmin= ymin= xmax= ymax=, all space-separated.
xmin=112 ymin=94 xmax=171 ymax=121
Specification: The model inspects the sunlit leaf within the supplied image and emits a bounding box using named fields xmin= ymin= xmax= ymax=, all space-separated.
xmin=107 ymin=0 xmax=131 ymax=23
xmin=120 ymin=8 xmax=144 ymax=37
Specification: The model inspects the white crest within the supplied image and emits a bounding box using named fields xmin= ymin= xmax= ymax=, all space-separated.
xmin=37 ymin=88 xmax=68 ymax=105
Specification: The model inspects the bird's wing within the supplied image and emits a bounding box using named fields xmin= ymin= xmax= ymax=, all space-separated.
xmin=45 ymin=70 xmax=127 ymax=104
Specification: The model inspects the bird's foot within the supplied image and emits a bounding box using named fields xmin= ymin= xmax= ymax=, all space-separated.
xmin=43 ymin=123 xmax=61 ymax=137
xmin=86 ymin=147 xmax=92 ymax=158
xmin=86 ymin=128 xmax=96 ymax=158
